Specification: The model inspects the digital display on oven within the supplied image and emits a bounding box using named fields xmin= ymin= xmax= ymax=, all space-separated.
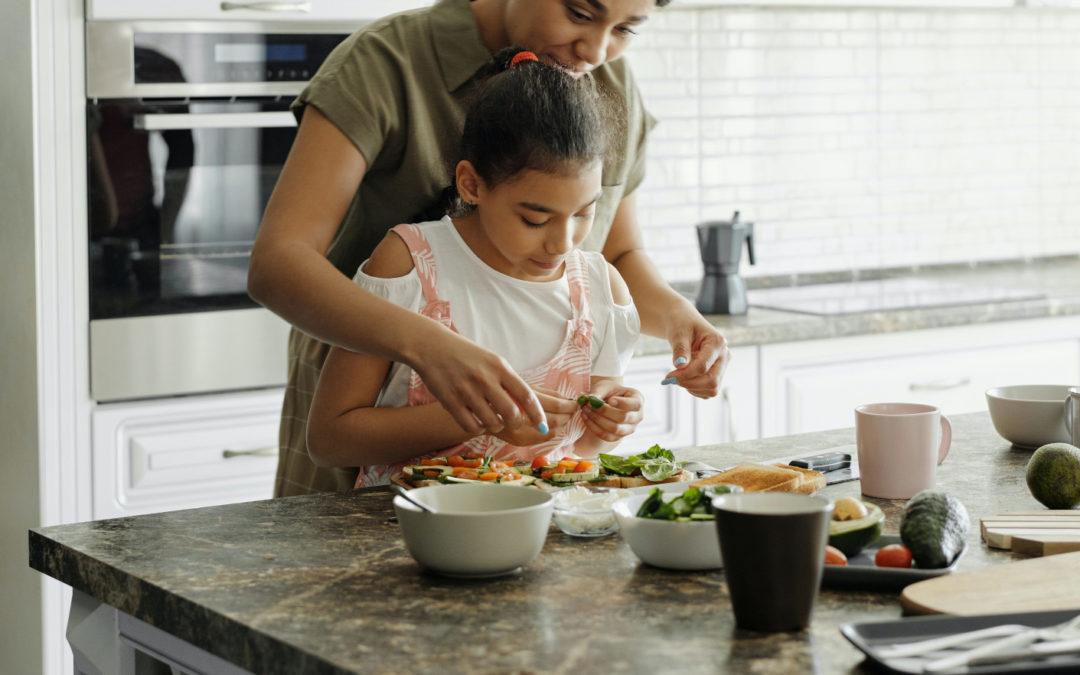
xmin=214 ymin=43 xmax=307 ymax=63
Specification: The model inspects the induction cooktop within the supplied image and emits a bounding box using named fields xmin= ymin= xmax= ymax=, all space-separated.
xmin=747 ymin=277 xmax=1045 ymax=316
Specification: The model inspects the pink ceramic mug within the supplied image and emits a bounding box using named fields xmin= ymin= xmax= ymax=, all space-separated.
xmin=855 ymin=403 xmax=952 ymax=499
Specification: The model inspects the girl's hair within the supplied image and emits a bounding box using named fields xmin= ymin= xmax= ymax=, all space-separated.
xmin=418 ymin=47 xmax=615 ymax=220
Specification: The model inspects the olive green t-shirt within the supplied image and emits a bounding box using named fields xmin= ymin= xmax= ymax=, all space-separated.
xmin=275 ymin=0 xmax=656 ymax=497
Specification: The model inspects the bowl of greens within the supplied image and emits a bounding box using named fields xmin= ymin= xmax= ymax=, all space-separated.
xmin=612 ymin=484 xmax=741 ymax=571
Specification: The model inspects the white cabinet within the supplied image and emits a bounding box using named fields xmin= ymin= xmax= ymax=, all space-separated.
xmin=92 ymin=389 xmax=283 ymax=519
xmin=620 ymin=346 xmax=758 ymax=452
xmin=87 ymin=0 xmax=431 ymax=21
xmin=759 ymin=317 xmax=1080 ymax=437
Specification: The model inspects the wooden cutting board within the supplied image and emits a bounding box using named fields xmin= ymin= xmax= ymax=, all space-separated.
xmin=900 ymin=551 xmax=1080 ymax=615
xmin=981 ymin=511 xmax=1080 ymax=554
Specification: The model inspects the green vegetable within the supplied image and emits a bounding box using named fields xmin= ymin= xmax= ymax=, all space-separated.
xmin=828 ymin=501 xmax=884 ymax=556
xmin=599 ymin=445 xmax=681 ymax=480
xmin=900 ymin=490 xmax=969 ymax=569
xmin=637 ymin=487 xmax=714 ymax=521
xmin=576 ymin=394 xmax=604 ymax=409
xmin=1025 ymin=443 xmax=1080 ymax=509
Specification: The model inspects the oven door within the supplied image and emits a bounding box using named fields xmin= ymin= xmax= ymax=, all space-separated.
xmin=88 ymin=98 xmax=296 ymax=401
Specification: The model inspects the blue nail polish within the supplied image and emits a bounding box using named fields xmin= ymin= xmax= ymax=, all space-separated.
xmin=674 ymin=356 xmax=688 ymax=366
xmin=538 ymin=422 xmax=549 ymax=434
xmin=661 ymin=377 xmax=678 ymax=385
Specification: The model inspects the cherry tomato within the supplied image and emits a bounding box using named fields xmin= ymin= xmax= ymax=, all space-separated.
xmin=447 ymin=455 xmax=466 ymax=467
xmin=540 ymin=470 xmax=555 ymax=480
xmin=875 ymin=544 xmax=914 ymax=568
xmin=824 ymin=545 xmax=848 ymax=566
xmin=574 ymin=460 xmax=594 ymax=473
xmin=531 ymin=455 xmax=550 ymax=470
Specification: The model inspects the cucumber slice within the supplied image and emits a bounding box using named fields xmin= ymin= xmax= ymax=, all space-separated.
xmin=550 ymin=468 xmax=601 ymax=483
xmin=406 ymin=465 xmax=453 ymax=477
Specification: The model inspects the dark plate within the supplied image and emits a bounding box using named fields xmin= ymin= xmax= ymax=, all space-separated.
xmin=841 ymin=609 xmax=1080 ymax=674
xmin=822 ymin=535 xmax=962 ymax=592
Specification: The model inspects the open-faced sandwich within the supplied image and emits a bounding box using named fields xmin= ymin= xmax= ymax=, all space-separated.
xmin=393 ymin=452 xmax=536 ymax=489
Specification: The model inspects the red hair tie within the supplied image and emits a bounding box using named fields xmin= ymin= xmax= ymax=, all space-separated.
xmin=509 ymin=51 xmax=540 ymax=69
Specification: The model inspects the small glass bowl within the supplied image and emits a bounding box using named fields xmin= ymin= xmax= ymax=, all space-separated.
xmin=553 ymin=504 xmax=620 ymax=538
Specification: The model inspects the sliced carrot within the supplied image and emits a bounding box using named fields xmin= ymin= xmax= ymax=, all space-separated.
xmin=451 ymin=466 xmax=473 ymax=476
xmin=479 ymin=472 xmax=500 ymax=481
xmin=456 ymin=470 xmax=479 ymax=481
xmin=460 ymin=458 xmax=482 ymax=469
xmin=420 ymin=457 xmax=447 ymax=466
xmin=574 ymin=460 xmax=594 ymax=473
xmin=489 ymin=461 xmax=509 ymax=470
xmin=557 ymin=459 xmax=578 ymax=470
xmin=447 ymin=455 xmax=466 ymax=467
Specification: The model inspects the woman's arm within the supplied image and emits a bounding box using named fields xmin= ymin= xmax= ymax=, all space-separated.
xmin=602 ymin=193 xmax=730 ymax=398
xmin=249 ymin=106 xmax=545 ymax=434
xmin=305 ymin=233 xmax=475 ymax=467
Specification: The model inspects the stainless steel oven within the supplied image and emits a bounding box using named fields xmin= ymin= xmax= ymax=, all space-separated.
xmin=86 ymin=21 xmax=350 ymax=401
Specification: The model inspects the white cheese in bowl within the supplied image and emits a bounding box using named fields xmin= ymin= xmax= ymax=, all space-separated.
xmin=551 ymin=485 xmax=629 ymax=537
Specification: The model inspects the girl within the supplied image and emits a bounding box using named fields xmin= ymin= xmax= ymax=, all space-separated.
xmin=306 ymin=49 xmax=643 ymax=485
xmin=253 ymin=0 xmax=730 ymax=497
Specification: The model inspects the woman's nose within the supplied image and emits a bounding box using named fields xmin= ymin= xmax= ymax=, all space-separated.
xmin=574 ymin=31 xmax=608 ymax=69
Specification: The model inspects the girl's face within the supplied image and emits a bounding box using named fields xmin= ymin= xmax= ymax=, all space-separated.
xmin=504 ymin=0 xmax=657 ymax=77
xmin=457 ymin=161 xmax=604 ymax=282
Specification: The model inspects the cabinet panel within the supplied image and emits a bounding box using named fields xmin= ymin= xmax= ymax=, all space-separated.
xmin=620 ymin=354 xmax=697 ymax=452
xmin=761 ymin=318 xmax=1080 ymax=437
xmin=694 ymin=345 xmax=759 ymax=445
xmin=88 ymin=0 xmax=431 ymax=21
xmin=93 ymin=389 xmax=283 ymax=519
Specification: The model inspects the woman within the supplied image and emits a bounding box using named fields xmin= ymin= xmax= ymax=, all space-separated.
xmin=250 ymin=0 xmax=729 ymax=496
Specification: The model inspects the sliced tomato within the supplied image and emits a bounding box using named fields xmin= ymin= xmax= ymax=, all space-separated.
xmin=540 ymin=469 xmax=555 ymax=480
xmin=455 ymin=470 xmax=479 ymax=481
xmin=574 ymin=460 xmax=594 ymax=473
xmin=531 ymin=455 xmax=550 ymax=470
xmin=447 ymin=455 xmax=466 ymax=467
xmin=460 ymin=458 xmax=482 ymax=469
xmin=479 ymin=472 xmax=500 ymax=481
xmin=556 ymin=459 xmax=579 ymax=472
xmin=420 ymin=457 xmax=447 ymax=466
xmin=461 ymin=450 xmax=483 ymax=460
xmin=451 ymin=466 xmax=474 ymax=476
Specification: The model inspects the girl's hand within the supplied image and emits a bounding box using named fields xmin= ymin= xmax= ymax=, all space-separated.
xmin=581 ymin=383 xmax=644 ymax=443
xmin=662 ymin=308 xmax=730 ymax=399
xmin=492 ymin=390 xmax=577 ymax=450
xmin=410 ymin=328 xmax=547 ymax=436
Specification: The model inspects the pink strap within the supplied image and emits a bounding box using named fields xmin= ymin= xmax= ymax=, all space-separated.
xmin=565 ymin=250 xmax=590 ymax=321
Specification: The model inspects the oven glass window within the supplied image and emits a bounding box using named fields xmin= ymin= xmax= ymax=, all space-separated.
xmin=88 ymin=99 xmax=295 ymax=319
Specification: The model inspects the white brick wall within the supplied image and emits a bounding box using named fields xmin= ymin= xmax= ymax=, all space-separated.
xmin=626 ymin=7 xmax=1080 ymax=282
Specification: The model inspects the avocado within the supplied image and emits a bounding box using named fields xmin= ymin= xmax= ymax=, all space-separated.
xmin=828 ymin=501 xmax=884 ymax=556
xmin=900 ymin=490 xmax=970 ymax=569
xmin=1025 ymin=443 xmax=1080 ymax=509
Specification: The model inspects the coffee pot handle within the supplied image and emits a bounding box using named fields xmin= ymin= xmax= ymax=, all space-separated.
xmin=745 ymin=224 xmax=756 ymax=266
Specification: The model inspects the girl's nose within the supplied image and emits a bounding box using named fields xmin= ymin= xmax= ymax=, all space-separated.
xmin=547 ymin=223 xmax=575 ymax=255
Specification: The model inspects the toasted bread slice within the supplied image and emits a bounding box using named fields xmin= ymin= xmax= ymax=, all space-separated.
xmin=691 ymin=464 xmax=801 ymax=493
xmin=776 ymin=464 xmax=826 ymax=494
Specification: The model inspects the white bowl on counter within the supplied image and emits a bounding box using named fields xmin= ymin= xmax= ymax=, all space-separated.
xmin=986 ymin=384 xmax=1074 ymax=449
xmin=613 ymin=493 xmax=724 ymax=571
xmin=393 ymin=484 xmax=553 ymax=577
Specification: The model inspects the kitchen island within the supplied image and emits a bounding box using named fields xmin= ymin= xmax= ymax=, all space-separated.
xmin=31 ymin=412 xmax=1043 ymax=674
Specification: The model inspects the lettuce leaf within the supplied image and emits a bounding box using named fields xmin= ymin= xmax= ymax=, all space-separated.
xmin=598 ymin=445 xmax=682 ymax=480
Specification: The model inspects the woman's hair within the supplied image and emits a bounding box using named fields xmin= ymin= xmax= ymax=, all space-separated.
xmin=419 ymin=47 xmax=615 ymax=220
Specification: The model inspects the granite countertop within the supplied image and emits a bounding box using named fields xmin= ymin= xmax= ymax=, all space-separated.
xmin=636 ymin=256 xmax=1080 ymax=356
xmin=30 ymin=412 xmax=1043 ymax=674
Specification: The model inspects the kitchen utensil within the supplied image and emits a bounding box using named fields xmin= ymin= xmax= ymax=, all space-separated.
xmin=821 ymin=535 xmax=963 ymax=592
xmin=694 ymin=211 xmax=755 ymax=315
xmin=612 ymin=489 xmax=736 ymax=570
xmin=841 ymin=608 xmax=1080 ymax=675
xmin=900 ymin=551 xmax=1080 ymax=616
xmin=393 ymin=486 xmax=433 ymax=513
xmin=699 ymin=445 xmax=861 ymax=486
xmin=986 ymin=384 xmax=1075 ymax=449
xmin=981 ymin=511 xmax=1080 ymax=555
xmin=712 ymin=493 xmax=832 ymax=631
xmin=856 ymin=403 xmax=951 ymax=498
xmin=1067 ymin=387 xmax=1080 ymax=447
xmin=392 ymin=484 xmax=553 ymax=578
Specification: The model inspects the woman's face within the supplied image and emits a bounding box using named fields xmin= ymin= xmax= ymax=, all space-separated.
xmin=504 ymin=0 xmax=657 ymax=77
xmin=460 ymin=161 xmax=604 ymax=281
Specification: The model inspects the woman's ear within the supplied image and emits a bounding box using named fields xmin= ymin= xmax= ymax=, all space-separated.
xmin=455 ymin=160 xmax=484 ymax=206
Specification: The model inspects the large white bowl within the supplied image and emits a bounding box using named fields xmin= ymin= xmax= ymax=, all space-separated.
xmin=612 ymin=493 xmax=723 ymax=571
xmin=393 ymin=484 xmax=553 ymax=577
xmin=986 ymin=384 xmax=1074 ymax=449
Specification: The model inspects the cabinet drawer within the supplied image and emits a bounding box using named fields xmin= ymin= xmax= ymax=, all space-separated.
xmin=93 ymin=389 xmax=283 ymax=518
xmin=87 ymin=0 xmax=431 ymax=21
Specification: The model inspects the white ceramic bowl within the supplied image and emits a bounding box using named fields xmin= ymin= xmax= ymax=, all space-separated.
xmin=393 ymin=484 xmax=553 ymax=577
xmin=986 ymin=384 xmax=1074 ymax=449
xmin=612 ymin=493 xmax=723 ymax=571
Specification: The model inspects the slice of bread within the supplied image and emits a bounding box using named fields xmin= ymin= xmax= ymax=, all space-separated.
xmin=691 ymin=463 xmax=825 ymax=494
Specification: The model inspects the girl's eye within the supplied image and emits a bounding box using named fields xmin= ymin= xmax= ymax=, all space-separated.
xmin=522 ymin=217 xmax=546 ymax=228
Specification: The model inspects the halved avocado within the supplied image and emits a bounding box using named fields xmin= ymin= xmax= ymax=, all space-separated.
xmin=828 ymin=502 xmax=884 ymax=556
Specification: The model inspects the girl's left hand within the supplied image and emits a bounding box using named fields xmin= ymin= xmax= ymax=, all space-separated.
xmin=662 ymin=308 xmax=730 ymax=399
xmin=580 ymin=383 xmax=644 ymax=443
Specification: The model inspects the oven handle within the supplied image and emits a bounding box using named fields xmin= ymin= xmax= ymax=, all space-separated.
xmin=219 ymin=1 xmax=312 ymax=12
xmin=133 ymin=112 xmax=298 ymax=131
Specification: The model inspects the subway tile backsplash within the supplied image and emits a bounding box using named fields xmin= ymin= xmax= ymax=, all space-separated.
xmin=625 ymin=7 xmax=1080 ymax=282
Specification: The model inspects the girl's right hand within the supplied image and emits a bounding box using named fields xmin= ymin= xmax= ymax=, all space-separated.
xmin=409 ymin=328 xmax=548 ymax=436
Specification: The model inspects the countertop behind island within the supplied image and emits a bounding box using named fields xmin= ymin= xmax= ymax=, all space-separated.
xmin=30 ymin=412 xmax=1047 ymax=674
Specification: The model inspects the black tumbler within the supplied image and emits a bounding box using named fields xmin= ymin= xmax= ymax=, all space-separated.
xmin=712 ymin=493 xmax=833 ymax=632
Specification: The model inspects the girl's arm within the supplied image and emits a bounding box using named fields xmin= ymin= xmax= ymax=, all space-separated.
xmin=305 ymin=232 xmax=475 ymax=467
xmin=249 ymin=107 xmax=545 ymax=435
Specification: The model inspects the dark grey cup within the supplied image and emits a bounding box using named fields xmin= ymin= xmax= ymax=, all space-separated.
xmin=712 ymin=493 xmax=833 ymax=632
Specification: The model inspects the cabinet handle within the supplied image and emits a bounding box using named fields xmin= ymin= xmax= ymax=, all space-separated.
xmin=909 ymin=377 xmax=971 ymax=392
xmin=222 ymin=446 xmax=278 ymax=459
xmin=220 ymin=1 xmax=312 ymax=12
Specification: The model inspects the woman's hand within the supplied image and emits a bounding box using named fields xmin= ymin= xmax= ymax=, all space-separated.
xmin=662 ymin=308 xmax=730 ymax=399
xmin=580 ymin=382 xmax=644 ymax=443
xmin=410 ymin=328 xmax=549 ymax=436
xmin=492 ymin=390 xmax=577 ymax=448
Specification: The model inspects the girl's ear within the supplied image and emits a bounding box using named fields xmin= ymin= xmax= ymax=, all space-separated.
xmin=455 ymin=160 xmax=484 ymax=206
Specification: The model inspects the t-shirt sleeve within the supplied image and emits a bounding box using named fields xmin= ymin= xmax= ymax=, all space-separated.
xmin=291 ymin=26 xmax=405 ymax=167
xmin=590 ymin=258 xmax=642 ymax=378
xmin=622 ymin=71 xmax=658 ymax=197
xmin=352 ymin=259 xmax=423 ymax=312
